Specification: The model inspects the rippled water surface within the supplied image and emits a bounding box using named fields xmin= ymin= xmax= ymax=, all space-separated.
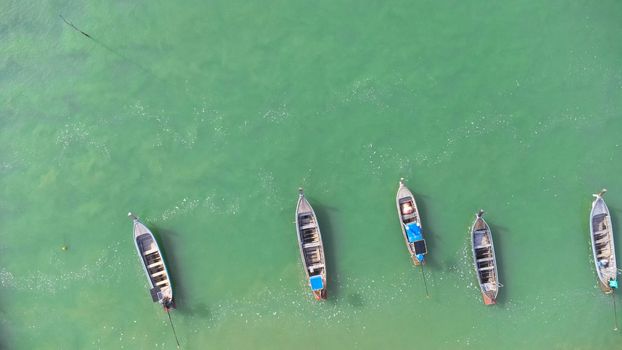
xmin=1 ymin=1 xmax=622 ymax=348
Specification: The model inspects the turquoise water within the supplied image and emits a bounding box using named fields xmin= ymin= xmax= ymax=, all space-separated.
xmin=2 ymin=1 xmax=622 ymax=348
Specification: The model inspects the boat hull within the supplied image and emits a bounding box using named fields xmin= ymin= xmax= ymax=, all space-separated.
xmin=295 ymin=189 xmax=327 ymax=300
xmin=590 ymin=192 xmax=617 ymax=294
xmin=396 ymin=179 xmax=427 ymax=266
xmin=470 ymin=211 xmax=499 ymax=305
xmin=130 ymin=213 xmax=174 ymax=310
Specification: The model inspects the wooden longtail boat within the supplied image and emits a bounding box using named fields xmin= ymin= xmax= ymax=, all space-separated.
xmin=129 ymin=212 xmax=174 ymax=310
xmin=470 ymin=210 xmax=500 ymax=305
xmin=590 ymin=189 xmax=618 ymax=294
xmin=295 ymin=188 xmax=327 ymax=300
xmin=396 ymin=178 xmax=427 ymax=265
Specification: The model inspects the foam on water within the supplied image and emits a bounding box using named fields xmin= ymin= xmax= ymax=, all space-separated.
xmin=0 ymin=241 xmax=124 ymax=293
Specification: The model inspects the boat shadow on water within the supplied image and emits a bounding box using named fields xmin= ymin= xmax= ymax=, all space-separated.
xmin=408 ymin=192 xmax=439 ymax=298
xmin=607 ymin=206 xmax=620 ymax=298
xmin=610 ymin=207 xmax=621 ymax=265
xmin=0 ymin=308 xmax=8 ymax=349
xmin=488 ymin=222 xmax=509 ymax=306
xmin=412 ymin=193 xmax=439 ymax=270
xmin=313 ymin=205 xmax=344 ymax=303
xmin=149 ymin=225 xmax=212 ymax=321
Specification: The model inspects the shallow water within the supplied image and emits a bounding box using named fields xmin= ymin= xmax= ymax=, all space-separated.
xmin=1 ymin=1 xmax=622 ymax=348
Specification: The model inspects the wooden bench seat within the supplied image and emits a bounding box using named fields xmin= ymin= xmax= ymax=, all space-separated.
xmin=151 ymin=270 xmax=167 ymax=278
xmin=303 ymin=242 xmax=321 ymax=249
xmin=308 ymin=263 xmax=324 ymax=272
xmin=143 ymin=248 xmax=158 ymax=256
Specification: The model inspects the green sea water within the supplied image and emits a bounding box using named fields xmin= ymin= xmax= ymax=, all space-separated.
xmin=2 ymin=1 xmax=622 ymax=348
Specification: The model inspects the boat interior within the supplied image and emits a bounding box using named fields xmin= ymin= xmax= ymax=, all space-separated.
xmin=298 ymin=212 xmax=325 ymax=277
xmin=474 ymin=229 xmax=497 ymax=291
xmin=414 ymin=240 xmax=427 ymax=255
xmin=593 ymin=213 xmax=612 ymax=260
xmin=137 ymin=234 xmax=170 ymax=290
xmin=592 ymin=213 xmax=617 ymax=282
xmin=399 ymin=198 xmax=417 ymax=224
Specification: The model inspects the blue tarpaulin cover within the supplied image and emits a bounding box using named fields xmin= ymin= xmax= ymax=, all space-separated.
xmin=416 ymin=253 xmax=425 ymax=262
xmin=610 ymin=279 xmax=619 ymax=289
xmin=405 ymin=223 xmax=422 ymax=243
xmin=310 ymin=275 xmax=324 ymax=291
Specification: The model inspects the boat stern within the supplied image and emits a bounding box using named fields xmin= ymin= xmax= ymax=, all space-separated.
xmin=411 ymin=254 xmax=425 ymax=266
xmin=310 ymin=275 xmax=327 ymax=300
xmin=600 ymin=278 xmax=617 ymax=294
xmin=482 ymin=293 xmax=496 ymax=305
xmin=313 ymin=289 xmax=327 ymax=300
xmin=162 ymin=297 xmax=175 ymax=311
